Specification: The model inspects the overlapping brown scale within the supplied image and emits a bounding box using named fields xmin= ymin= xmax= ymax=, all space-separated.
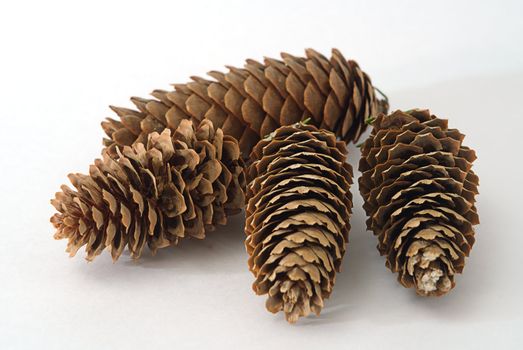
xmin=51 ymin=120 xmax=246 ymax=262
xmin=359 ymin=109 xmax=479 ymax=296
xmin=246 ymin=123 xmax=353 ymax=323
xmin=102 ymin=49 xmax=388 ymax=160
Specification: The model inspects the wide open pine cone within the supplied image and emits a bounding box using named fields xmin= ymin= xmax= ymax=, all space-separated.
xmin=102 ymin=48 xmax=388 ymax=159
xmin=359 ymin=109 xmax=479 ymax=296
xmin=51 ymin=120 xmax=246 ymax=261
xmin=246 ymin=123 xmax=353 ymax=323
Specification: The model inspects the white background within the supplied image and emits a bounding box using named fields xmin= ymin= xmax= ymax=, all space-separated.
xmin=1 ymin=0 xmax=522 ymax=349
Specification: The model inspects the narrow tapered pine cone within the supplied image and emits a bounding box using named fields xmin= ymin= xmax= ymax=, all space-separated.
xmin=51 ymin=120 xmax=246 ymax=262
xmin=102 ymin=48 xmax=388 ymax=159
xmin=359 ymin=109 xmax=479 ymax=296
xmin=245 ymin=123 xmax=353 ymax=323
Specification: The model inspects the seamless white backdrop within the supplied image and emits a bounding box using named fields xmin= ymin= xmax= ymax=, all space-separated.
xmin=1 ymin=1 xmax=522 ymax=349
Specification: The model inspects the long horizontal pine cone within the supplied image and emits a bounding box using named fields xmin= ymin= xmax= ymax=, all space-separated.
xmin=51 ymin=120 xmax=246 ymax=261
xmin=102 ymin=48 xmax=388 ymax=159
xmin=246 ymin=123 xmax=353 ymax=323
xmin=359 ymin=109 xmax=479 ymax=296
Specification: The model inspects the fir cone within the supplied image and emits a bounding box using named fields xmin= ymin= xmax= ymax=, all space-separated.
xmin=102 ymin=48 xmax=388 ymax=159
xmin=359 ymin=109 xmax=479 ymax=296
xmin=51 ymin=120 xmax=246 ymax=261
xmin=245 ymin=123 xmax=353 ymax=323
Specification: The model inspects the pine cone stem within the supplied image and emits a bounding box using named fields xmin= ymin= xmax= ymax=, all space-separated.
xmin=373 ymin=86 xmax=389 ymax=105
xmin=51 ymin=120 xmax=246 ymax=261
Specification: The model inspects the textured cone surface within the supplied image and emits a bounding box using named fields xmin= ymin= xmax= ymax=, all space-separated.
xmin=102 ymin=48 xmax=388 ymax=159
xmin=246 ymin=123 xmax=353 ymax=323
xmin=359 ymin=109 xmax=479 ymax=296
xmin=51 ymin=120 xmax=246 ymax=261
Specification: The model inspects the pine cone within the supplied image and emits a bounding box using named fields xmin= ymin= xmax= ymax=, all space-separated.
xmin=358 ymin=109 xmax=479 ymax=296
xmin=102 ymin=48 xmax=388 ymax=159
xmin=51 ymin=120 xmax=246 ymax=261
xmin=245 ymin=123 xmax=353 ymax=323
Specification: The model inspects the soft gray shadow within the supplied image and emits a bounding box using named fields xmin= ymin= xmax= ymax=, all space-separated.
xmin=294 ymin=72 xmax=523 ymax=326
xmin=72 ymin=72 xmax=521 ymax=324
xmin=124 ymin=213 xmax=247 ymax=272
xmin=376 ymin=72 xmax=521 ymax=322
xmin=72 ymin=213 xmax=249 ymax=282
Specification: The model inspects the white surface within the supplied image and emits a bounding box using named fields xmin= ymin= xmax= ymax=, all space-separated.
xmin=1 ymin=0 xmax=522 ymax=349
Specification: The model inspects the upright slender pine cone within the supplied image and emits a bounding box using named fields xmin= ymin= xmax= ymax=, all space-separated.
xmin=359 ymin=109 xmax=479 ymax=296
xmin=51 ymin=120 xmax=246 ymax=261
xmin=245 ymin=123 xmax=353 ymax=323
xmin=102 ymin=48 xmax=388 ymax=159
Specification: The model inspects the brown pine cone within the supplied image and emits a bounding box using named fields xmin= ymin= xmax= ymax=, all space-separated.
xmin=245 ymin=123 xmax=353 ymax=323
xmin=102 ymin=48 xmax=388 ymax=159
xmin=51 ymin=120 xmax=246 ymax=261
xmin=359 ymin=109 xmax=479 ymax=296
